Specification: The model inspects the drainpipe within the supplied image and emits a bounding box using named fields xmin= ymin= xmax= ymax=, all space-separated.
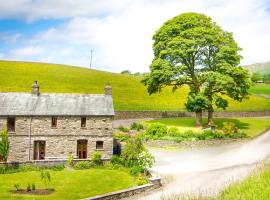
xmin=29 ymin=117 xmax=32 ymax=161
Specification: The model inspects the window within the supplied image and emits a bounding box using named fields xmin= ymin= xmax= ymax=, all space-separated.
xmin=51 ymin=117 xmax=57 ymax=128
xmin=96 ymin=141 xmax=104 ymax=150
xmin=81 ymin=117 xmax=86 ymax=128
xmin=7 ymin=117 xmax=15 ymax=132
xmin=34 ymin=141 xmax=46 ymax=160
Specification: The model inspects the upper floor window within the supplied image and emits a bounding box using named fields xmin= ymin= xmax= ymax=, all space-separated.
xmin=51 ymin=117 xmax=57 ymax=128
xmin=96 ymin=141 xmax=104 ymax=150
xmin=7 ymin=117 xmax=15 ymax=132
xmin=81 ymin=117 xmax=86 ymax=128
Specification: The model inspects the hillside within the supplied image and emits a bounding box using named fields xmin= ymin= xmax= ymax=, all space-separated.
xmin=0 ymin=60 xmax=270 ymax=111
xmin=244 ymin=61 xmax=270 ymax=74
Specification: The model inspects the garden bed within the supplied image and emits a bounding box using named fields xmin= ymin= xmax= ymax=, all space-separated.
xmin=12 ymin=189 xmax=54 ymax=195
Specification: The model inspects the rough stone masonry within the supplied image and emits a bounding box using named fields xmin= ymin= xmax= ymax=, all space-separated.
xmin=0 ymin=81 xmax=114 ymax=162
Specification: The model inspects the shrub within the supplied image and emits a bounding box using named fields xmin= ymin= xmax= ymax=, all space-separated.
xmin=167 ymin=127 xmax=181 ymax=137
xmin=130 ymin=165 xmax=144 ymax=176
xmin=40 ymin=170 xmax=51 ymax=188
xmin=137 ymin=174 xmax=148 ymax=186
xmin=130 ymin=122 xmax=144 ymax=131
xmin=111 ymin=155 xmax=123 ymax=165
xmin=14 ymin=183 xmax=20 ymax=191
xmin=222 ymin=122 xmax=239 ymax=135
xmin=144 ymin=123 xmax=168 ymax=139
xmin=73 ymin=161 xmax=95 ymax=170
xmin=0 ymin=129 xmax=10 ymax=162
xmin=118 ymin=125 xmax=129 ymax=132
xmin=92 ymin=151 xmax=102 ymax=165
xmin=31 ymin=183 xmax=36 ymax=190
xmin=138 ymin=151 xmax=155 ymax=169
xmin=121 ymin=136 xmax=145 ymax=167
xmin=67 ymin=154 xmax=74 ymax=167
xmin=27 ymin=183 xmax=31 ymax=192
xmin=114 ymin=132 xmax=130 ymax=142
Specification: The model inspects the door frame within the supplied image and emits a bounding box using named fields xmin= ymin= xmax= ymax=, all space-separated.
xmin=33 ymin=141 xmax=46 ymax=160
xmin=77 ymin=140 xmax=88 ymax=159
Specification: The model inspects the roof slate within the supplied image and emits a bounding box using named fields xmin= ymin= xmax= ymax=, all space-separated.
xmin=0 ymin=93 xmax=114 ymax=116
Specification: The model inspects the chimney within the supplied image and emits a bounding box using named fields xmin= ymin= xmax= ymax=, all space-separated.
xmin=32 ymin=81 xmax=40 ymax=96
xmin=104 ymin=83 xmax=112 ymax=95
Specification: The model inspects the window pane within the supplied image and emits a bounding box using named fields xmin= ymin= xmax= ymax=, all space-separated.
xmin=81 ymin=117 xmax=86 ymax=128
xmin=52 ymin=117 xmax=57 ymax=128
xmin=7 ymin=117 xmax=15 ymax=132
xmin=96 ymin=141 xmax=104 ymax=149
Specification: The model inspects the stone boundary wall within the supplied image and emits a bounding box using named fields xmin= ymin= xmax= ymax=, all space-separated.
xmin=84 ymin=177 xmax=161 ymax=200
xmin=114 ymin=110 xmax=270 ymax=119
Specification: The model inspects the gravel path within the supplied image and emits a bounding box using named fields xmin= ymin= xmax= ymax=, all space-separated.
xmin=127 ymin=129 xmax=270 ymax=200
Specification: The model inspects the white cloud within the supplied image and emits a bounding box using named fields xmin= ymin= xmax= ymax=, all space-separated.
xmin=10 ymin=46 xmax=44 ymax=57
xmin=1 ymin=0 xmax=270 ymax=72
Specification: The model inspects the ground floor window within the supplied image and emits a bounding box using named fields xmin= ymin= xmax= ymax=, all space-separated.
xmin=77 ymin=140 xmax=88 ymax=159
xmin=96 ymin=141 xmax=104 ymax=150
xmin=34 ymin=141 xmax=46 ymax=160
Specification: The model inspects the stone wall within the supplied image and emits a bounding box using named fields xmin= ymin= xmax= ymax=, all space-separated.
xmin=114 ymin=110 xmax=270 ymax=119
xmin=0 ymin=116 xmax=113 ymax=162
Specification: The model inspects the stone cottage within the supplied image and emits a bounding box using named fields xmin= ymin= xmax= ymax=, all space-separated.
xmin=0 ymin=81 xmax=114 ymax=162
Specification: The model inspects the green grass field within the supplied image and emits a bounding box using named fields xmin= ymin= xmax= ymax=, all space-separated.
xmin=148 ymin=117 xmax=270 ymax=137
xmin=216 ymin=166 xmax=270 ymax=200
xmin=1 ymin=60 xmax=270 ymax=111
xmin=249 ymin=84 xmax=270 ymax=94
xmin=0 ymin=168 xmax=138 ymax=200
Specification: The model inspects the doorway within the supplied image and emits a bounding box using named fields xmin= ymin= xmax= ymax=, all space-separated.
xmin=34 ymin=141 xmax=46 ymax=160
xmin=77 ymin=140 xmax=88 ymax=159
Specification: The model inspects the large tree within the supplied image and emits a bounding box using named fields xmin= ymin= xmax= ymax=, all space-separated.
xmin=142 ymin=12 xmax=251 ymax=126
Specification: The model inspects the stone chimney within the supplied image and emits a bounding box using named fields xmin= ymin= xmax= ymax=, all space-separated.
xmin=104 ymin=83 xmax=112 ymax=95
xmin=32 ymin=81 xmax=40 ymax=96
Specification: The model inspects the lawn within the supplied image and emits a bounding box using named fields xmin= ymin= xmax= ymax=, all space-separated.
xmin=0 ymin=60 xmax=270 ymax=111
xmin=148 ymin=117 xmax=270 ymax=137
xmin=249 ymin=84 xmax=270 ymax=95
xmin=0 ymin=168 xmax=138 ymax=200
xmin=216 ymin=166 xmax=270 ymax=200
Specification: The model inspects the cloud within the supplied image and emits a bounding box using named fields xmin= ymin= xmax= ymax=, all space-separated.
xmin=1 ymin=0 xmax=270 ymax=72
xmin=10 ymin=46 xmax=44 ymax=57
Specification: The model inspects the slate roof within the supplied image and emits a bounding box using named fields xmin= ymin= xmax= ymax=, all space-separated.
xmin=0 ymin=93 xmax=114 ymax=116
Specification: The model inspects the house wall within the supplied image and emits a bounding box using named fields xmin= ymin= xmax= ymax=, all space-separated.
xmin=0 ymin=116 xmax=113 ymax=162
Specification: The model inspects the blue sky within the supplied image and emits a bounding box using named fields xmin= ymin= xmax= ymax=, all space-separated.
xmin=0 ymin=0 xmax=270 ymax=72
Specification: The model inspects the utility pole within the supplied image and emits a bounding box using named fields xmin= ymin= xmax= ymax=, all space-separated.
xmin=90 ymin=49 xmax=93 ymax=69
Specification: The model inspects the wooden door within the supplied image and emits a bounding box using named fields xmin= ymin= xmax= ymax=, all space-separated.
xmin=77 ymin=140 xmax=87 ymax=159
xmin=34 ymin=141 xmax=46 ymax=160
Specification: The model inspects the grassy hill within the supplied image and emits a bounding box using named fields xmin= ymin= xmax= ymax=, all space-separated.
xmin=0 ymin=60 xmax=270 ymax=111
xmin=244 ymin=61 xmax=270 ymax=74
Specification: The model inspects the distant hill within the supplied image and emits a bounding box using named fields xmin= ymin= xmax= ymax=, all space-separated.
xmin=244 ymin=61 xmax=270 ymax=74
xmin=0 ymin=60 xmax=270 ymax=111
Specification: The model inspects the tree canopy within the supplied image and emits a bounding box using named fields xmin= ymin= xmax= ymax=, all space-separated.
xmin=142 ymin=12 xmax=251 ymax=126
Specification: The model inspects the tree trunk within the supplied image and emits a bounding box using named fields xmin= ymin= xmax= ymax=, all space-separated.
xmin=195 ymin=112 xmax=203 ymax=128
xmin=208 ymin=105 xmax=214 ymax=126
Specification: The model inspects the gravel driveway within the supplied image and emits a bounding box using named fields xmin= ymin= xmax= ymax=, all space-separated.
xmin=129 ymin=129 xmax=270 ymax=200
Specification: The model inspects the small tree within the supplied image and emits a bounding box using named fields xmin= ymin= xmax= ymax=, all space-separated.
xmin=0 ymin=129 xmax=10 ymax=162
xmin=40 ymin=170 xmax=51 ymax=189
xmin=251 ymin=72 xmax=262 ymax=83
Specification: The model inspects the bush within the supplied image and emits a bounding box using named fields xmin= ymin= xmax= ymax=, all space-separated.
xmin=167 ymin=127 xmax=181 ymax=137
xmin=111 ymin=155 xmax=123 ymax=165
xmin=130 ymin=122 xmax=144 ymax=131
xmin=92 ymin=151 xmax=102 ymax=165
xmin=114 ymin=132 xmax=130 ymax=142
xmin=138 ymin=151 xmax=155 ymax=169
xmin=118 ymin=125 xmax=129 ymax=132
xmin=27 ymin=183 xmax=31 ymax=191
xmin=130 ymin=165 xmax=144 ymax=176
xmin=121 ymin=136 xmax=145 ymax=167
xmin=31 ymin=183 xmax=36 ymax=190
xmin=144 ymin=123 xmax=168 ymax=139
xmin=137 ymin=174 xmax=148 ymax=186
xmin=73 ymin=161 xmax=96 ymax=170
xmin=222 ymin=122 xmax=239 ymax=135
xmin=67 ymin=154 xmax=74 ymax=167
